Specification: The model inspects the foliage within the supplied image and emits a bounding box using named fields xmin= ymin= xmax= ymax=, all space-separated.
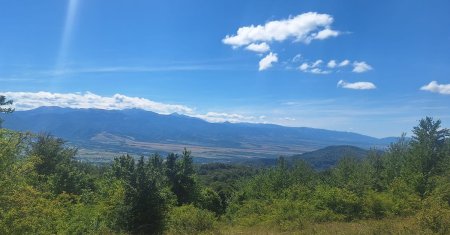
xmin=167 ymin=204 xmax=216 ymax=234
xmin=224 ymin=117 xmax=450 ymax=231
xmin=1 ymin=116 xmax=449 ymax=234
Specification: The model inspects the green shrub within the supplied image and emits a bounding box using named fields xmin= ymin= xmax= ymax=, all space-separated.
xmin=313 ymin=185 xmax=363 ymax=221
xmin=167 ymin=204 xmax=216 ymax=234
xmin=363 ymin=191 xmax=395 ymax=219
xmin=196 ymin=187 xmax=223 ymax=215
xmin=225 ymin=199 xmax=272 ymax=226
xmin=416 ymin=198 xmax=450 ymax=234
xmin=388 ymin=178 xmax=421 ymax=216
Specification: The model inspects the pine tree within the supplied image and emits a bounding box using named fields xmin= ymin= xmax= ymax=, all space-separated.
xmin=410 ymin=117 xmax=450 ymax=196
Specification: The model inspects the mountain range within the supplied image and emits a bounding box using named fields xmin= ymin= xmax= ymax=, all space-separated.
xmin=1 ymin=107 xmax=397 ymax=161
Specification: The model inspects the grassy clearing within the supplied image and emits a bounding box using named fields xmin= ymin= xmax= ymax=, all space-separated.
xmin=188 ymin=217 xmax=434 ymax=235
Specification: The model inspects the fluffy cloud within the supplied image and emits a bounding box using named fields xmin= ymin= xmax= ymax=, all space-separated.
xmin=352 ymin=61 xmax=373 ymax=73
xmin=337 ymin=80 xmax=376 ymax=90
xmin=327 ymin=60 xmax=337 ymax=68
xmin=245 ymin=42 xmax=270 ymax=53
xmin=420 ymin=81 xmax=450 ymax=95
xmin=299 ymin=63 xmax=309 ymax=71
xmin=1 ymin=91 xmax=194 ymax=114
xmin=259 ymin=52 xmax=278 ymax=71
xmin=327 ymin=59 xmax=351 ymax=69
xmin=313 ymin=28 xmax=340 ymax=40
xmin=222 ymin=12 xmax=340 ymax=47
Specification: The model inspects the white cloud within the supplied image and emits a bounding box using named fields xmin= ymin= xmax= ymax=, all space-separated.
xmin=194 ymin=112 xmax=257 ymax=123
xmin=420 ymin=81 xmax=450 ymax=95
xmin=0 ymin=91 xmax=266 ymax=124
xmin=299 ymin=63 xmax=309 ymax=71
xmin=311 ymin=59 xmax=323 ymax=68
xmin=1 ymin=91 xmax=194 ymax=114
xmin=310 ymin=68 xmax=330 ymax=74
xmin=222 ymin=12 xmax=340 ymax=47
xmin=337 ymin=80 xmax=376 ymax=90
xmin=299 ymin=59 xmax=371 ymax=75
xmin=327 ymin=60 xmax=337 ymax=68
xmin=313 ymin=28 xmax=340 ymax=40
xmin=298 ymin=60 xmax=329 ymax=74
xmin=245 ymin=42 xmax=270 ymax=53
xmin=352 ymin=61 xmax=373 ymax=73
xmin=338 ymin=59 xmax=350 ymax=67
xmin=259 ymin=52 xmax=278 ymax=71
xmin=292 ymin=54 xmax=302 ymax=62
xmin=327 ymin=59 xmax=351 ymax=69
xmin=282 ymin=117 xmax=296 ymax=121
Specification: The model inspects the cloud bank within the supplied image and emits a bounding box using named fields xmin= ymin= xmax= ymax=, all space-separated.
xmin=194 ymin=112 xmax=261 ymax=123
xmin=337 ymin=80 xmax=376 ymax=90
xmin=0 ymin=91 xmax=264 ymax=123
xmin=1 ymin=91 xmax=194 ymax=114
xmin=421 ymin=81 xmax=450 ymax=95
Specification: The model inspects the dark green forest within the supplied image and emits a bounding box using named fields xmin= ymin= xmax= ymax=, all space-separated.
xmin=1 ymin=97 xmax=450 ymax=234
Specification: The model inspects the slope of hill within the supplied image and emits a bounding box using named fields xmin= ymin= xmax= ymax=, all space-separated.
xmin=2 ymin=107 xmax=396 ymax=160
xmin=290 ymin=145 xmax=379 ymax=170
xmin=236 ymin=145 xmax=377 ymax=169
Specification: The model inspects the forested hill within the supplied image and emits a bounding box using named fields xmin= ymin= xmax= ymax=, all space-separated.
xmin=240 ymin=145 xmax=380 ymax=169
xmin=290 ymin=145 xmax=381 ymax=170
xmin=2 ymin=107 xmax=396 ymax=159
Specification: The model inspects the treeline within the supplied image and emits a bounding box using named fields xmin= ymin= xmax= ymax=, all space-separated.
xmin=0 ymin=116 xmax=449 ymax=234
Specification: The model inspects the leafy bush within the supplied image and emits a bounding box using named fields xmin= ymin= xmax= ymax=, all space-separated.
xmin=196 ymin=187 xmax=223 ymax=215
xmin=416 ymin=198 xmax=450 ymax=234
xmin=362 ymin=191 xmax=395 ymax=219
xmin=313 ymin=185 xmax=362 ymax=221
xmin=167 ymin=204 xmax=216 ymax=234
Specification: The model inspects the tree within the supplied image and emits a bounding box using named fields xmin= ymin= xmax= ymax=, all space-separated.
xmin=131 ymin=156 xmax=167 ymax=234
xmin=410 ymin=117 xmax=450 ymax=196
xmin=366 ymin=150 xmax=385 ymax=192
xmin=166 ymin=153 xmax=178 ymax=186
xmin=382 ymin=133 xmax=410 ymax=185
xmin=111 ymin=155 xmax=169 ymax=234
xmin=176 ymin=148 xmax=199 ymax=205
xmin=30 ymin=134 xmax=77 ymax=176
xmin=29 ymin=133 xmax=92 ymax=195
xmin=0 ymin=95 xmax=14 ymax=128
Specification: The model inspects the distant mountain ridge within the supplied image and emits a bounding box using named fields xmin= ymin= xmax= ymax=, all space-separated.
xmin=2 ymin=107 xmax=398 ymax=159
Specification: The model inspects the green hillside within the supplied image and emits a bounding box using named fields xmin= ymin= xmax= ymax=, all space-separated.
xmin=1 ymin=116 xmax=449 ymax=234
xmin=291 ymin=145 xmax=380 ymax=170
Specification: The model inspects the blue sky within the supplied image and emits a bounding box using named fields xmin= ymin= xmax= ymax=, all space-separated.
xmin=1 ymin=0 xmax=449 ymax=137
